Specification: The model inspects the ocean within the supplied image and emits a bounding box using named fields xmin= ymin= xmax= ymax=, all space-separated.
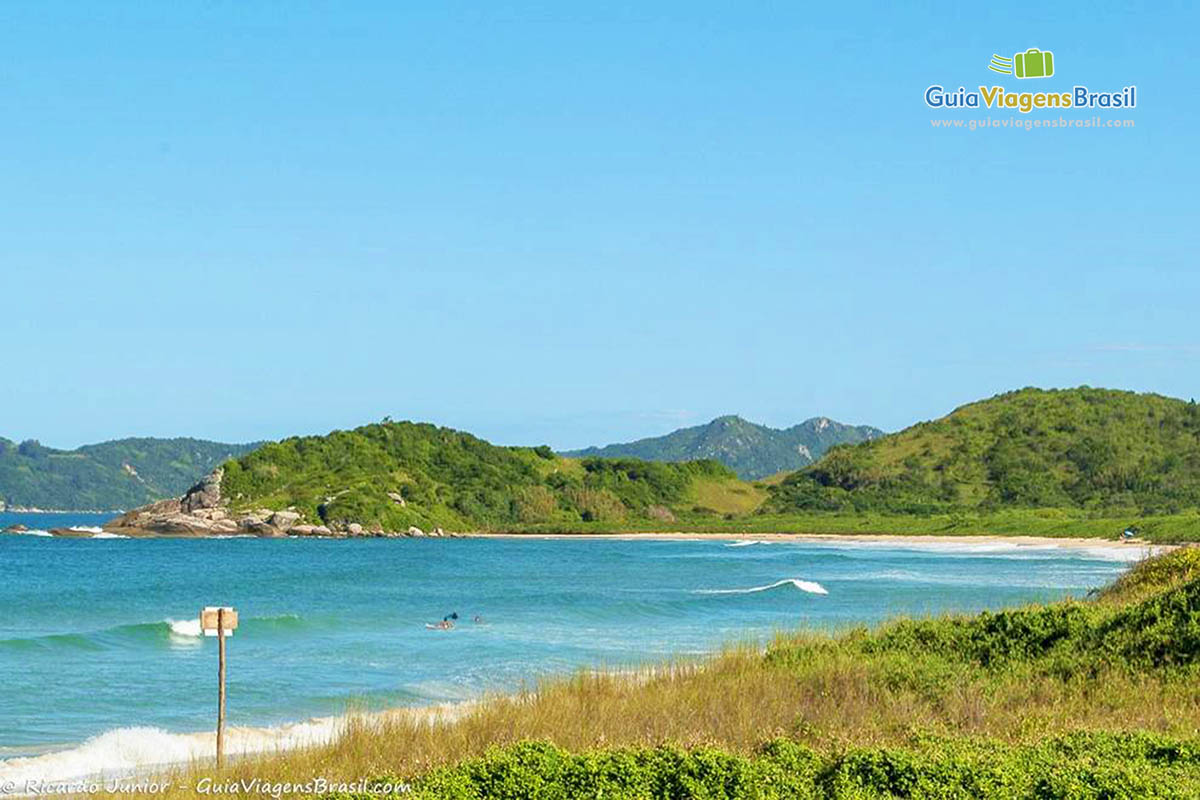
xmin=0 ymin=511 xmax=1148 ymax=780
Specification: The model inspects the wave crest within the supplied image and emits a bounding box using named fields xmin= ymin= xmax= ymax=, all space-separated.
xmin=166 ymin=618 xmax=203 ymax=637
xmin=694 ymin=578 xmax=829 ymax=596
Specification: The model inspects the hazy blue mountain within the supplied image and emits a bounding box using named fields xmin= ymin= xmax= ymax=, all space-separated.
xmin=562 ymin=415 xmax=884 ymax=480
xmin=0 ymin=436 xmax=261 ymax=510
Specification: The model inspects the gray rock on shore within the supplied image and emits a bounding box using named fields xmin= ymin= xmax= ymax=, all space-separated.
xmin=269 ymin=510 xmax=301 ymax=532
xmin=180 ymin=468 xmax=224 ymax=512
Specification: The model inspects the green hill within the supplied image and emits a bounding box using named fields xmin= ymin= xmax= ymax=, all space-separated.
xmin=563 ymin=415 xmax=883 ymax=480
xmin=0 ymin=436 xmax=260 ymax=510
xmin=219 ymin=420 xmax=757 ymax=531
xmin=768 ymin=387 xmax=1200 ymax=516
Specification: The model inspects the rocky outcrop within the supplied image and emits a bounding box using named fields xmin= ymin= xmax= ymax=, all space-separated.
xmin=103 ymin=471 xmax=245 ymax=536
xmin=102 ymin=467 xmax=463 ymax=538
xmin=180 ymin=468 xmax=223 ymax=512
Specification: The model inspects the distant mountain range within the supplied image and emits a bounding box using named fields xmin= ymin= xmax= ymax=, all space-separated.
xmin=0 ymin=437 xmax=261 ymax=511
xmin=561 ymin=415 xmax=885 ymax=480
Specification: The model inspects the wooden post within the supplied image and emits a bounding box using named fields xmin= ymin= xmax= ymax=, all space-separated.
xmin=200 ymin=605 xmax=237 ymax=769
xmin=217 ymin=607 xmax=226 ymax=769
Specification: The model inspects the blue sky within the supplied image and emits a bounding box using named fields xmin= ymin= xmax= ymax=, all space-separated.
xmin=3 ymin=2 xmax=1197 ymax=450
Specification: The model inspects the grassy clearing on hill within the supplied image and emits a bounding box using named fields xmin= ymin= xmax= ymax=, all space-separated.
xmin=116 ymin=549 xmax=1200 ymax=799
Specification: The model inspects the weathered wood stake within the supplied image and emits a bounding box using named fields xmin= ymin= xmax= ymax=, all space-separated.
xmin=217 ymin=607 xmax=226 ymax=768
xmin=200 ymin=606 xmax=238 ymax=769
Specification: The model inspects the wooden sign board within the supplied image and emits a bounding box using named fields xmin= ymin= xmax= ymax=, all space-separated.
xmin=200 ymin=606 xmax=238 ymax=637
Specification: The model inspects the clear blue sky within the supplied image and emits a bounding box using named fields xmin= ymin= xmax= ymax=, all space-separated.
xmin=4 ymin=2 xmax=1197 ymax=450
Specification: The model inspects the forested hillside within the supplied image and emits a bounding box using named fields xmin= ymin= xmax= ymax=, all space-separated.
xmin=219 ymin=420 xmax=756 ymax=531
xmin=0 ymin=436 xmax=259 ymax=510
xmin=768 ymin=387 xmax=1200 ymax=515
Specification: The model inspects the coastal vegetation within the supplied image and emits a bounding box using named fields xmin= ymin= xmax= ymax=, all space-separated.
xmin=0 ymin=436 xmax=259 ymax=510
xmin=767 ymin=387 xmax=1200 ymax=517
xmin=190 ymin=388 xmax=1200 ymax=542
xmin=563 ymin=415 xmax=883 ymax=480
xmin=219 ymin=421 xmax=753 ymax=532
xmin=120 ymin=548 xmax=1200 ymax=798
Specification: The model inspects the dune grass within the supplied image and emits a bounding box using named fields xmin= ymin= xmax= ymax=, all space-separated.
xmin=100 ymin=549 xmax=1200 ymax=798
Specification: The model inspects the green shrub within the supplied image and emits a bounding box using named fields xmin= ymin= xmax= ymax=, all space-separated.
xmin=346 ymin=734 xmax=1200 ymax=799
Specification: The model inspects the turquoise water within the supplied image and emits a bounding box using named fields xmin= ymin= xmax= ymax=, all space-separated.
xmin=0 ymin=512 xmax=1139 ymax=762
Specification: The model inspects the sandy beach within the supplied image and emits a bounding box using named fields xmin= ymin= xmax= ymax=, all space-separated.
xmin=469 ymin=530 xmax=1173 ymax=552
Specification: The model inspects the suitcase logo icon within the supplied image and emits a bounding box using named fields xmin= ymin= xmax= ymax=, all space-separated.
xmin=988 ymin=48 xmax=1055 ymax=79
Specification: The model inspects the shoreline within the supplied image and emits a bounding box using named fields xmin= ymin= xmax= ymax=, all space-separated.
xmin=3 ymin=526 xmax=1175 ymax=552
xmin=3 ymin=527 xmax=1173 ymax=552
xmin=0 ymin=536 xmax=1161 ymax=785
xmin=467 ymin=530 xmax=1174 ymax=552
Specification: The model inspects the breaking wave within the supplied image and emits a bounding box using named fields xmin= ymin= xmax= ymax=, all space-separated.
xmin=0 ymin=718 xmax=343 ymax=784
xmin=694 ymin=578 xmax=829 ymax=596
xmin=0 ymin=614 xmax=308 ymax=652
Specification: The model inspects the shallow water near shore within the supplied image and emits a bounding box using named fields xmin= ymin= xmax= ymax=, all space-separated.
xmin=0 ymin=512 xmax=1147 ymax=777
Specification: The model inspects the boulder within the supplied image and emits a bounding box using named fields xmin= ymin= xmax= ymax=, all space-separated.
xmin=104 ymin=498 xmax=181 ymax=532
xmin=180 ymin=468 xmax=224 ymax=513
xmin=48 ymin=527 xmax=92 ymax=538
xmin=156 ymin=514 xmax=222 ymax=535
xmin=268 ymin=511 xmax=301 ymax=532
xmin=239 ymin=519 xmax=283 ymax=537
xmin=407 ymin=526 xmax=425 ymax=537
xmin=347 ymin=523 xmax=364 ymax=535
xmin=4 ymin=524 xmax=29 ymax=533
xmin=387 ymin=492 xmax=407 ymax=507
xmin=312 ymin=525 xmax=333 ymax=536
xmin=431 ymin=527 xmax=444 ymax=537
xmin=289 ymin=524 xmax=317 ymax=536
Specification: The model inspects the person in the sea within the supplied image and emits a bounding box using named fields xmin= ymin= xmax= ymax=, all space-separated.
xmin=434 ymin=612 xmax=458 ymax=630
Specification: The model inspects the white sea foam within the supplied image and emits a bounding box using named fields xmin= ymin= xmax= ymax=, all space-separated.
xmin=696 ymin=578 xmax=829 ymax=596
xmin=0 ymin=706 xmax=471 ymax=786
xmin=69 ymin=526 xmax=105 ymax=534
xmin=724 ymin=540 xmax=770 ymax=547
xmin=0 ymin=719 xmax=343 ymax=786
xmin=166 ymin=618 xmax=202 ymax=637
xmin=90 ymin=531 xmax=128 ymax=539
